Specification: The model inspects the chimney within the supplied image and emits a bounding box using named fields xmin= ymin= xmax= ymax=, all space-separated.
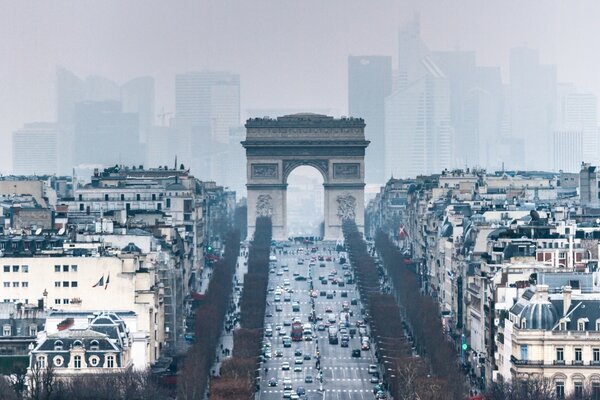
xmin=563 ymin=286 xmax=572 ymax=315
xmin=536 ymin=284 xmax=549 ymax=302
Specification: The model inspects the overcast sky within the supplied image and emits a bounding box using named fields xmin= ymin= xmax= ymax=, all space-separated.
xmin=2 ymin=0 xmax=600 ymax=172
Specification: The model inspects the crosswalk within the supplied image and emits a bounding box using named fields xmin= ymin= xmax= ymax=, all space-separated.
xmin=262 ymin=388 xmax=373 ymax=394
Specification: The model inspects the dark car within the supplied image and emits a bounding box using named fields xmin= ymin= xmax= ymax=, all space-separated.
xmin=297 ymin=387 xmax=306 ymax=396
xmin=350 ymin=298 xmax=358 ymax=305
xmin=269 ymin=378 xmax=278 ymax=387
xmin=352 ymin=349 xmax=361 ymax=357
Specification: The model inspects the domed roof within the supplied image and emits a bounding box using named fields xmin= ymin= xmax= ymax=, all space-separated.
xmin=519 ymin=302 xmax=558 ymax=330
xmin=511 ymin=285 xmax=559 ymax=330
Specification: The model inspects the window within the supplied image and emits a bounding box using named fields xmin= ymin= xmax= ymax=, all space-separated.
xmin=107 ymin=355 xmax=115 ymax=368
xmin=54 ymin=299 xmax=60 ymax=305
xmin=120 ymin=194 xmax=125 ymax=201
xmin=36 ymin=356 xmax=46 ymax=369
xmin=53 ymin=355 xmax=63 ymax=367
xmin=556 ymin=381 xmax=565 ymax=399
xmin=152 ymin=194 xmax=156 ymax=201
xmin=3 ymin=325 xmax=11 ymax=336
xmin=22 ymin=265 xmax=28 ymax=273
xmin=574 ymin=382 xmax=583 ymax=398
xmin=78 ymin=194 xmax=83 ymax=201
xmin=53 ymin=340 xmax=63 ymax=351
xmin=578 ymin=319 xmax=586 ymax=331
xmin=166 ymin=198 xmax=171 ymax=208
xmin=12 ymin=265 xmax=18 ymax=272
xmin=593 ymin=381 xmax=600 ymax=399
xmin=157 ymin=203 xmax=162 ymax=211
xmin=3 ymin=282 xmax=8 ymax=288
xmin=71 ymin=265 xmax=77 ymax=272
xmin=12 ymin=282 xmax=18 ymax=287
xmin=73 ymin=355 xmax=81 ymax=369
xmin=54 ymin=265 xmax=60 ymax=272
xmin=90 ymin=340 xmax=100 ymax=351
xmin=559 ymin=321 xmax=567 ymax=331
xmin=29 ymin=325 xmax=37 ymax=336
xmin=594 ymin=348 xmax=600 ymax=364
xmin=21 ymin=282 xmax=28 ymax=288
xmin=136 ymin=193 xmax=140 ymax=201
xmin=54 ymin=281 xmax=60 ymax=287
xmin=575 ymin=348 xmax=583 ymax=364
xmin=79 ymin=203 xmax=84 ymax=211
xmin=63 ymin=265 xmax=68 ymax=272
xmin=63 ymin=299 xmax=69 ymax=304
xmin=71 ymin=281 xmax=78 ymax=287
xmin=520 ymin=345 xmax=528 ymax=360
xmin=62 ymin=281 xmax=69 ymax=287
xmin=89 ymin=355 xmax=100 ymax=367
xmin=556 ymin=347 xmax=564 ymax=363
xmin=3 ymin=265 xmax=8 ymax=272
xmin=73 ymin=340 xmax=82 ymax=347
xmin=105 ymin=194 xmax=109 ymax=201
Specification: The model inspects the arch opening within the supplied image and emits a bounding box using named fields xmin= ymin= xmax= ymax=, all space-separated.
xmin=286 ymin=165 xmax=324 ymax=238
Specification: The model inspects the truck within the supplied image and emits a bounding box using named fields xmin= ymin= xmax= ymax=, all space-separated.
xmin=291 ymin=321 xmax=303 ymax=341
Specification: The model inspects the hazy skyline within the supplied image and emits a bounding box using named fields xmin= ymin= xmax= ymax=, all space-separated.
xmin=3 ymin=0 xmax=600 ymax=172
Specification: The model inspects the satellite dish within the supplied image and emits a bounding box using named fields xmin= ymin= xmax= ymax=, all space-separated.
xmin=35 ymin=228 xmax=42 ymax=235
xmin=58 ymin=227 xmax=66 ymax=235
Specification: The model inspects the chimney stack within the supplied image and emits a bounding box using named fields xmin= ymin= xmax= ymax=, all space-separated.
xmin=563 ymin=286 xmax=572 ymax=315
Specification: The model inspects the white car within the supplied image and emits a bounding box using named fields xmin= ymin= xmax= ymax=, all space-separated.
xmin=281 ymin=362 xmax=290 ymax=371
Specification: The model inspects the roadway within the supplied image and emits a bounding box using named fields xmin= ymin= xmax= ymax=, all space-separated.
xmin=258 ymin=242 xmax=380 ymax=400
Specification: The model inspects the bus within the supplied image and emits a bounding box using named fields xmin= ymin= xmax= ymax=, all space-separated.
xmin=328 ymin=326 xmax=338 ymax=344
xmin=291 ymin=321 xmax=303 ymax=341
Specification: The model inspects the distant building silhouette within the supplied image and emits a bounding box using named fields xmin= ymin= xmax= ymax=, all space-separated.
xmin=348 ymin=56 xmax=392 ymax=184
xmin=12 ymin=123 xmax=59 ymax=175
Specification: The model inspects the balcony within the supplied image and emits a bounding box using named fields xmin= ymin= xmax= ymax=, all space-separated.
xmin=511 ymin=355 xmax=543 ymax=366
xmin=572 ymin=360 xmax=583 ymax=366
xmin=553 ymin=360 xmax=565 ymax=365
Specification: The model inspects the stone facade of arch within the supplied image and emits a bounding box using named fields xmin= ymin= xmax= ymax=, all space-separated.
xmin=243 ymin=114 xmax=369 ymax=241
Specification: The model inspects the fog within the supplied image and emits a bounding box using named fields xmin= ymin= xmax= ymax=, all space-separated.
xmin=3 ymin=0 xmax=600 ymax=177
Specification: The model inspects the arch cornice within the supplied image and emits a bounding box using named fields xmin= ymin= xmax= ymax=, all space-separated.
xmin=282 ymin=159 xmax=329 ymax=183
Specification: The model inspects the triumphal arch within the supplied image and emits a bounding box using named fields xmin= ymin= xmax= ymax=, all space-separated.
xmin=243 ymin=113 xmax=369 ymax=241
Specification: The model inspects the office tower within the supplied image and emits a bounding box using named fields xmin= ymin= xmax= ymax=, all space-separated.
xmin=12 ymin=123 xmax=59 ymax=175
xmin=73 ymin=101 xmax=141 ymax=167
xmin=398 ymin=16 xmax=429 ymax=89
xmin=174 ymin=71 xmax=240 ymax=177
xmin=348 ymin=56 xmax=392 ymax=184
xmin=121 ymin=77 xmax=155 ymax=143
xmin=387 ymin=17 xmax=452 ymax=179
xmin=553 ymin=84 xmax=597 ymax=170
xmin=509 ymin=47 xmax=557 ymax=170
xmin=385 ymin=63 xmax=452 ymax=178
xmin=554 ymin=130 xmax=583 ymax=172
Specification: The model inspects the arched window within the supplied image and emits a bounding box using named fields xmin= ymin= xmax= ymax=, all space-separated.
xmin=90 ymin=340 xmax=100 ymax=351
xmin=53 ymin=340 xmax=63 ymax=351
xmin=73 ymin=340 xmax=83 ymax=348
xmin=106 ymin=355 xmax=115 ymax=368
xmin=521 ymin=319 xmax=527 ymax=329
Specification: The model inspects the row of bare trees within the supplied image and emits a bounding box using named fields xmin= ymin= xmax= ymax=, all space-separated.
xmin=178 ymin=229 xmax=241 ymax=400
xmin=208 ymin=217 xmax=272 ymax=400
xmin=343 ymin=221 xmax=452 ymax=400
xmin=374 ymin=231 xmax=467 ymax=399
xmin=1 ymin=367 xmax=170 ymax=400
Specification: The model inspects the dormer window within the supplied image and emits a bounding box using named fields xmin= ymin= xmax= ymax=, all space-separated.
xmin=90 ymin=340 xmax=100 ymax=351
xmin=596 ymin=319 xmax=600 ymax=331
xmin=521 ymin=319 xmax=527 ymax=329
xmin=578 ymin=319 xmax=588 ymax=331
xmin=2 ymin=324 xmax=11 ymax=337
xmin=29 ymin=325 xmax=37 ymax=336
xmin=54 ymin=340 xmax=63 ymax=351
xmin=559 ymin=321 xmax=567 ymax=331
xmin=72 ymin=340 xmax=83 ymax=348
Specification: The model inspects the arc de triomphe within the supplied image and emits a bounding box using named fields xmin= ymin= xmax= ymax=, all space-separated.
xmin=242 ymin=113 xmax=369 ymax=241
